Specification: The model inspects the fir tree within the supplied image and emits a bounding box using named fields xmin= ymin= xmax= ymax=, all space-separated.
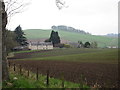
xmin=14 ymin=25 xmax=28 ymax=46
xmin=49 ymin=30 xmax=60 ymax=46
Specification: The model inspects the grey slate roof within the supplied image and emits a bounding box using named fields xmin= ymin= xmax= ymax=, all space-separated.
xmin=30 ymin=42 xmax=53 ymax=46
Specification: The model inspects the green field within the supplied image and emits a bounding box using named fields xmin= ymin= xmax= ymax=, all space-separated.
xmin=24 ymin=29 xmax=118 ymax=48
xmin=38 ymin=49 xmax=118 ymax=64
xmin=16 ymin=48 xmax=118 ymax=64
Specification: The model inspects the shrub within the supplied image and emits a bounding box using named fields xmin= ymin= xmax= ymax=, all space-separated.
xmin=64 ymin=44 xmax=71 ymax=48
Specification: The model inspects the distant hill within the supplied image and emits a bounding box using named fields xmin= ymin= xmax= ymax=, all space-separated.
xmin=24 ymin=29 xmax=118 ymax=48
xmin=51 ymin=25 xmax=91 ymax=35
xmin=103 ymin=33 xmax=119 ymax=38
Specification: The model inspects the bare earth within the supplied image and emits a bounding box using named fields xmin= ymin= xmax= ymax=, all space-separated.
xmin=9 ymin=60 xmax=118 ymax=88
xmin=8 ymin=50 xmax=53 ymax=59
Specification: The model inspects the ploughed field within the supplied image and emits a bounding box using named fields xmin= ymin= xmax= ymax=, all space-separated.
xmin=8 ymin=48 xmax=118 ymax=88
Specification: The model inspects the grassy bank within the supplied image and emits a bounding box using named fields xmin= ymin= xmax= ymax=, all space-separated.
xmin=3 ymin=66 xmax=89 ymax=88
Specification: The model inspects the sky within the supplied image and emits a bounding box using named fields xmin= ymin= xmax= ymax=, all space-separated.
xmin=6 ymin=0 xmax=119 ymax=35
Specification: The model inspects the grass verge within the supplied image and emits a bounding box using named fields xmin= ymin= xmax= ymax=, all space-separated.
xmin=2 ymin=66 xmax=89 ymax=88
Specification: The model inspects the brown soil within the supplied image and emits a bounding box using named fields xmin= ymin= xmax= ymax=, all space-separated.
xmin=9 ymin=60 xmax=118 ymax=88
xmin=8 ymin=50 xmax=53 ymax=59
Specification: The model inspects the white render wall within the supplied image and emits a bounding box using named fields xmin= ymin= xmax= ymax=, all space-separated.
xmin=47 ymin=45 xmax=53 ymax=49
xmin=28 ymin=45 xmax=53 ymax=50
xmin=28 ymin=45 xmax=37 ymax=50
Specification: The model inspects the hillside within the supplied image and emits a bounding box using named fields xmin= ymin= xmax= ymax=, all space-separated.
xmin=51 ymin=25 xmax=91 ymax=35
xmin=23 ymin=29 xmax=118 ymax=48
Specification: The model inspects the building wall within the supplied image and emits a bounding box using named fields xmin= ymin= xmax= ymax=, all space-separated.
xmin=28 ymin=45 xmax=53 ymax=50
xmin=29 ymin=45 xmax=37 ymax=50
xmin=47 ymin=45 xmax=53 ymax=49
xmin=38 ymin=45 xmax=43 ymax=50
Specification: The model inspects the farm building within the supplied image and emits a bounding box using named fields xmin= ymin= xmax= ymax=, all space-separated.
xmin=106 ymin=46 xmax=118 ymax=48
xmin=12 ymin=46 xmax=28 ymax=51
xmin=28 ymin=42 xmax=53 ymax=50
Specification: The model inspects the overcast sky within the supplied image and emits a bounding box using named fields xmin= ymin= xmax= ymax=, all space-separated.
xmin=6 ymin=0 xmax=119 ymax=35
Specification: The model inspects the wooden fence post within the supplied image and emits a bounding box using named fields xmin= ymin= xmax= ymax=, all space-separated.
xmin=20 ymin=65 xmax=22 ymax=75
xmin=28 ymin=70 xmax=29 ymax=77
xmin=62 ymin=79 xmax=64 ymax=88
xmin=79 ymin=74 xmax=84 ymax=88
xmin=62 ymin=78 xmax=64 ymax=88
xmin=13 ymin=64 xmax=15 ymax=71
xmin=36 ymin=68 xmax=38 ymax=80
xmin=46 ymin=70 xmax=49 ymax=86
xmin=8 ymin=61 xmax=10 ymax=68
xmin=61 ymin=72 xmax=64 ymax=88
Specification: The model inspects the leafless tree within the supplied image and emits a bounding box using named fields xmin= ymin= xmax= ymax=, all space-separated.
xmin=1 ymin=0 xmax=9 ymax=81
xmin=1 ymin=0 xmax=30 ymax=81
xmin=56 ymin=0 xmax=68 ymax=10
xmin=5 ymin=0 xmax=30 ymax=16
xmin=4 ymin=0 xmax=30 ymax=26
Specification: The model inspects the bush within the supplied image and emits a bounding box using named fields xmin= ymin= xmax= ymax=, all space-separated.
xmin=64 ymin=44 xmax=71 ymax=48
xmin=54 ymin=44 xmax=71 ymax=48
xmin=54 ymin=43 xmax=64 ymax=48
xmin=84 ymin=42 xmax=91 ymax=48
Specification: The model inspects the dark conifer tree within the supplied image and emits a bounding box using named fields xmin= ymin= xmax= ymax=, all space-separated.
xmin=49 ymin=30 xmax=60 ymax=46
xmin=14 ymin=25 xmax=28 ymax=46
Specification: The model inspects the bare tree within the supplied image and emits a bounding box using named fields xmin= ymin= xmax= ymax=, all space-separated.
xmin=4 ymin=0 xmax=30 ymax=27
xmin=56 ymin=0 xmax=68 ymax=10
xmin=1 ymin=0 xmax=9 ymax=81
xmin=1 ymin=0 xmax=30 ymax=81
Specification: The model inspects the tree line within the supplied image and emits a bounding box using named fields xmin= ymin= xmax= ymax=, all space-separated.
xmin=78 ymin=41 xmax=98 ymax=48
xmin=51 ymin=25 xmax=91 ymax=35
xmin=45 ymin=30 xmax=98 ymax=48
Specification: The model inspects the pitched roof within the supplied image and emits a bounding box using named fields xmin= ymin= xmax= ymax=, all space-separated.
xmin=30 ymin=42 xmax=53 ymax=46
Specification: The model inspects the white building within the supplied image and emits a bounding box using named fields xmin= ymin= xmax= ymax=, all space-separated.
xmin=106 ymin=46 xmax=118 ymax=48
xmin=28 ymin=42 xmax=53 ymax=50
